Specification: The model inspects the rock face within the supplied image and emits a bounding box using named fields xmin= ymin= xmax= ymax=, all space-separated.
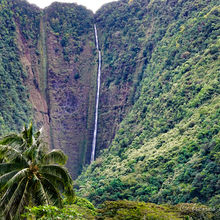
xmin=44 ymin=3 xmax=97 ymax=177
xmin=1 ymin=0 xmax=140 ymax=177
xmin=0 ymin=0 xmax=98 ymax=178
xmin=94 ymin=1 xmax=148 ymax=155
xmin=14 ymin=2 xmax=50 ymax=142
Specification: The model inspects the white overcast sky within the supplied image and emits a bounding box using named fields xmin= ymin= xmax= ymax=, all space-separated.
xmin=27 ymin=0 xmax=118 ymax=12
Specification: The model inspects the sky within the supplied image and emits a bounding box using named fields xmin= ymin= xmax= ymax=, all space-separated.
xmin=27 ymin=0 xmax=118 ymax=12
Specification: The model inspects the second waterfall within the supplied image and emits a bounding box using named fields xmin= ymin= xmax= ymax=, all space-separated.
xmin=91 ymin=24 xmax=101 ymax=163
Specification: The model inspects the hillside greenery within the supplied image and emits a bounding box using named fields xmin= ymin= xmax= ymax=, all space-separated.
xmin=76 ymin=0 xmax=220 ymax=209
xmin=22 ymin=200 xmax=217 ymax=219
xmin=0 ymin=0 xmax=36 ymax=135
xmin=0 ymin=125 xmax=217 ymax=219
xmin=0 ymin=0 xmax=219 ymax=217
xmin=46 ymin=2 xmax=94 ymax=62
xmin=22 ymin=197 xmax=97 ymax=219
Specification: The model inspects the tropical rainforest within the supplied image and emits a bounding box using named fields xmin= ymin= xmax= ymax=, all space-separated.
xmin=0 ymin=0 xmax=219 ymax=219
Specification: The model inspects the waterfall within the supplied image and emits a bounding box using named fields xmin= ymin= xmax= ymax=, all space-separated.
xmin=91 ymin=24 xmax=101 ymax=163
xmin=94 ymin=24 xmax=99 ymax=50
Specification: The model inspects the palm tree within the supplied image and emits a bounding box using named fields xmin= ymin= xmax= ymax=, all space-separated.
xmin=0 ymin=123 xmax=75 ymax=220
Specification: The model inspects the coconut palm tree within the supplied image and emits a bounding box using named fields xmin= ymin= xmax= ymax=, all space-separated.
xmin=0 ymin=123 xmax=74 ymax=220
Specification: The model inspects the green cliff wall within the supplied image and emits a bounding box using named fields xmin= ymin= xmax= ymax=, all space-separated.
xmin=0 ymin=0 xmax=97 ymax=178
xmin=76 ymin=0 xmax=220 ymax=207
xmin=1 ymin=0 xmax=219 ymax=205
xmin=44 ymin=3 xmax=97 ymax=177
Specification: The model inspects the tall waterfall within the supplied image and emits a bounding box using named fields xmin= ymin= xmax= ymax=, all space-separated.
xmin=91 ymin=24 xmax=101 ymax=163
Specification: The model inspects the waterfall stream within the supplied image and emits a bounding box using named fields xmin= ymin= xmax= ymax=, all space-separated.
xmin=91 ymin=24 xmax=101 ymax=163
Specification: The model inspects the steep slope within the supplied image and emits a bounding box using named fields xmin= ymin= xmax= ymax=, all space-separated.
xmin=44 ymin=3 xmax=97 ymax=176
xmin=0 ymin=0 xmax=97 ymax=177
xmin=0 ymin=0 xmax=34 ymax=134
xmin=76 ymin=0 xmax=220 ymax=207
xmin=94 ymin=0 xmax=148 ymax=155
xmin=12 ymin=0 xmax=50 ymax=139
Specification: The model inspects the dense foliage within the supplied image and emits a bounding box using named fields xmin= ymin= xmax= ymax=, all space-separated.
xmin=96 ymin=200 xmax=216 ymax=220
xmin=22 ymin=197 xmax=97 ymax=219
xmin=23 ymin=200 xmax=217 ymax=219
xmin=46 ymin=2 xmax=94 ymax=62
xmin=76 ymin=0 xmax=220 ymax=208
xmin=0 ymin=123 xmax=74 ymax=219
xmin=0 ymin=0 xmax=36 ymax=135
xmin=0 ymin=0 xmax=219 ymax=215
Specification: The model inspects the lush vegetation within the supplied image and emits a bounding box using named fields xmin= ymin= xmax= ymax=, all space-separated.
xmin=76 ymin=0 xmax=220 ymax=210
xmin=22 ymin=199 xmax=217 ymax=219
xmin=0 ymin=123 xmax=74 ymax=219
xmin=0 ymin=0 xmax=36 ymax=135
xmin=22 ymin=197 xmax=97 ymax=219
xmin=2 ymin=125 xmax=213 ymax=219
xmin=96 ymin=200 xmax=216 ymax=220
xmin=0 ymin=0 xmax=219 ymax=218
xmin=46 ymin=2 xmax=94 ymax=62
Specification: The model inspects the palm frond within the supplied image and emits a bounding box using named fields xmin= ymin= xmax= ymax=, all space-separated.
xmin=3 ymin=177 xmax=27 ymax=218
xmin=0 ymin=163 xmax=25 ymax=175
xmin=64 ymin=184 xmax=75 ymax=204
xmin=40 ymin=165 xmax=72 ymax=185
xmin=23 ymin=143 xmax=38 ymax=162
xmin=14 ymin=180 xmax=30 ymax=219
xmin=0 ymin=170 xmax=18 ymax=189
xmin=40 ymin=172 xmax=65 ymax=191
xmin=40 ymin=165 xmax=74 ymax=202
xmin=42 ymin=149 xmax=68 ymax=165
xmin=5 ymin=168 xmax=28 ymax=189
xmin=0 ymin=134 xmax=23 ymax=146
xmin=22 ymin=122 xmax=34 ymax=149
xmin=31 ymin=174 xmax=49 ymax=206
xmin=40 ymin=177 xmax=63 ymax=207
xmin=34 ymin=127 xmax=43 ymax=140
xmin=0 ymin=145 xmax=23 ymax=161
xmin=35 ymin=142 xmax=48 ymax=163
xmin=0 ymin=184 xmax=17 ymax=213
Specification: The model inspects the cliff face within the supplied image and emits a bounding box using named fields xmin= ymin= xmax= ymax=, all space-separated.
xmin=0 ymin=0 xmax=97 ymax=177
xmin=44 ymin=3 xmax=96 ymax=176
xmin=94 ymin=0 xmax=149 ymax=155
xmin=12 ymin=0 xmax=50 ymax=141
xmin=76 ymin=0 xmax=220 ymax=207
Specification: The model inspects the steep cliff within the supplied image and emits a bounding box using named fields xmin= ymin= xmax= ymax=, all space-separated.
xmin=76 ymin=0 xmax=220 ymax=206
xmin=0 ymin=0 xmax=97 ymax=177
xmin=44 ymin=3 xmax=97 ymax=176
xmin=0 ymin=0 xmax=34 ymax=135
xmin=94 ymin=0 xmax=148 ymax=155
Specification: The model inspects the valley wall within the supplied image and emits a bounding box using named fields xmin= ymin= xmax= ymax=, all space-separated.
xmin=1 ymin=1 xmax=219 ymax=207
xmin=0 ymin=0 xmax=98 ymax=177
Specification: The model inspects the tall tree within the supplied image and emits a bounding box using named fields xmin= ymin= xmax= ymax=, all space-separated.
xmin=0 ymin=123 xmax=74 ymax=220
